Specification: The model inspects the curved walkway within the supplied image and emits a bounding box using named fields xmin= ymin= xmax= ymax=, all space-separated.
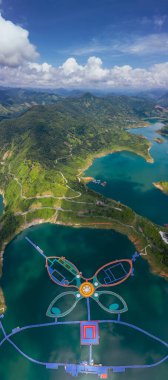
xmin=0 ymin=318 xmax=168 ymax=370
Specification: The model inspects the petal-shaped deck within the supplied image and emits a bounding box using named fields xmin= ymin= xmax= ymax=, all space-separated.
xmin=92 ymin=291 xmax=128 ymax=314
xmin=46 ymin=256 xmax=133 ymax=289
xmin=46 ymin=291 xmax=81 ymax=318
xmin=92 ymin=259 xmax=133 ymax=288
xmin=46 ymin=257 xmax=80 ymax=288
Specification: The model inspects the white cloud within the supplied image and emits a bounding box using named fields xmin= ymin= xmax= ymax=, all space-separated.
xmin=85 ymin=56 xmax=108 ymax=80
xmin=118 ymin=34 xmax=168 ymax=55
xmin=0 ymin=15 xmax=168 ymax=90
xmin=0 ymin=14 xmax=39 ymax=66
xmin=58 ymin=56 xmax=109 ymax=85
xmin=61 ymin=57 xmax=83 ymax=75
xmin=66 ymin=41 xmax=109 ymax=56
xmin=29 ymin=62 xmax=52 ymax=73
xmin=1 ymin=56 xmax=168 ymax=89
xmin=62 ymin=33 xmax=168 ymax=58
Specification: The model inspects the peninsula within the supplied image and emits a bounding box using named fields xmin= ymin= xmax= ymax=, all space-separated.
xmin=0 ymin=93 xmax=168 ymax=311
xmin=153 ymin=182 xmax=168 ymax=195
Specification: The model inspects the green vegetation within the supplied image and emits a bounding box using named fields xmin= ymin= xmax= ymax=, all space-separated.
xmin=150 ymin=115 xmax=168 ymax=199
xmin=153 ymin=137 xmax=164 ymax=143
xmin=0 ymin=211 xmax=21 ymax=244
xmin=0 ymin=288 xmax=5 ymax=313
xmin=0 ymin=93 xmax=168 ymax=280
xmin=153 ymin=182 xmax=168 ymax=195
xmin=0 ymin=88 xmax=61 ymax=118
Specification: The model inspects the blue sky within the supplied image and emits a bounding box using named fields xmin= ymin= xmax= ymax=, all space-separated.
xmin=0 ymin=0 xmax=168 ymax=89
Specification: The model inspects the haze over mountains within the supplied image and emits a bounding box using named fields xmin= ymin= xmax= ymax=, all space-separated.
xmin=0 ymin=86 xmax=167 ymax=119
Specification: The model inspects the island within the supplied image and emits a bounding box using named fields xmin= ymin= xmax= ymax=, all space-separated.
xmin=153 ymin=181 xmax=168 ymax=195
xmin=153 ymin=137 xmax=164 ymax=143
xmin=0 ymin=93 xmax=168 ymax=311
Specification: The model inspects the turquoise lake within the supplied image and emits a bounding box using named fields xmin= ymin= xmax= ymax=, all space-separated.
xmin=86 ymin=122 xmax=168 ymax=225
xmin=0 ymin=123 xmax=168 ymax=380
xmin=0 ymin=195 xmax=3 ymax=215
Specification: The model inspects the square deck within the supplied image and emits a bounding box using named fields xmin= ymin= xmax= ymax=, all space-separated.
xmin=80 ymin=321 xmax=99 ymax=345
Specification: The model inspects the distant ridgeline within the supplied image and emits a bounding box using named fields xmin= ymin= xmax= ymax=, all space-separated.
xmin=0 ymin=90 xmax=168 ymax=289
xmin=0 ymin=87 xmax=61 ymax=118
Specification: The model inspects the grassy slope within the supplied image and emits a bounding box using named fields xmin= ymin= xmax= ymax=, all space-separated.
xmin=152 ymin=117 xmax=168 ymax=194
xmin=0 ymin=94 xmax=168 ymax=310
xmin=0 ymin=88 xmax=61 ymax=118
xmin=153 ymin=182 xmax=168 ymax=195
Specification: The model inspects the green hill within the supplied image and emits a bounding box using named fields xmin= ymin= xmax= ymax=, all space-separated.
xmin=0 ymin=93 xmax=167 ymax=291
xmin=0 ymin=87 xmax=61 ymax=118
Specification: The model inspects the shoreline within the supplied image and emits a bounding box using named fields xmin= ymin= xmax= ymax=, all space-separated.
xmin=0 ymin=189 xmax=5 ymax=205
xmin=2 ymin=216 xmax=167 ymax=273
xmin=147 ymin=146 xmax=154 ymax=163
xmin=153 ymin=137 xmax=164 ymax=144
xmin=0 ymin=133 xmax=154 ymax=270
xmin=153 ymin=182 xmax=164 ymax=192
xmin=1 ymin=211 xmax=168 ymax=313
xmin=0 ymin=123 xmax=164 ymax=314
xmin=153 ymin=182 xmax=168 ymax=195
xmin=77 ymin=121 xmax=154 ymax=181
xmin=78 ymin=143 xmax=153 ymax=182
xmin=0 ymin=189 xmax=4 ymax=196
xmin=0 ymin=288 xmax=5 ymax=314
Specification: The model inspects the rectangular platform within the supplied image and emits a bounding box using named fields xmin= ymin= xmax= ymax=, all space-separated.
xmin=46 ymin=363 xmax=58 ymax=369
xmin=80 ymin=321 xmax=99 ymax=345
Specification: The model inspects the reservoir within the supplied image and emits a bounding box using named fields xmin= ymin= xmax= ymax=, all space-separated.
xmin=0 ymin=195 xmax=3 ymax=215
xmin=1 ymin=224 xmax=168 ymax=380
xmin=86 ymin=123 xmax=168 ymax=225
xmin=1 ymin=122 xmax=168 ymax=379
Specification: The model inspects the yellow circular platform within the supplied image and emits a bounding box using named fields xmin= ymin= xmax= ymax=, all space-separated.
xmin=79 ymin=282 xmax=95 ymax=298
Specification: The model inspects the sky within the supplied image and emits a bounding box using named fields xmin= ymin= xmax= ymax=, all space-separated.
xmin=0 ymin=0 xmax=168 ymax=89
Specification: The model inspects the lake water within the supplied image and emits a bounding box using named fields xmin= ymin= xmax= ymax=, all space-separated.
xmin=0 ymin=195 xmax=3 ymax=215
xmin=86 ymin=122 xmax=168 ymax=225
xmin=1 ymin=123 xmax=168 ymax=380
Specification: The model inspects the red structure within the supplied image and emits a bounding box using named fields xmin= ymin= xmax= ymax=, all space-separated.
xmin=80 ymin=321 xmax=99 ymax=345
